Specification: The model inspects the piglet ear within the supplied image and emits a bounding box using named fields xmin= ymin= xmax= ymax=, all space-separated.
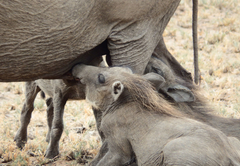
xmin=142 ymin=72 xmax=165 ymax=91
xmin=165 ymin=85 xmax=195 ymax=102
xmin=112 ymin=81 xmax=124 ymax=101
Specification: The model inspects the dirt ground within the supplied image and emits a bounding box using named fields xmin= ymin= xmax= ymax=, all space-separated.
xmin=0 ymin=0 xmax=240 ymax=165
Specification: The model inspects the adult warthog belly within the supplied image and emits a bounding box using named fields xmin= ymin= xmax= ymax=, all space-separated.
xmin=0 ymin=0 xmax=180 ymax=81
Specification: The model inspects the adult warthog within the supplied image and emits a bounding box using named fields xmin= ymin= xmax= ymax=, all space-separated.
xmin=0 ymin=0 xmax=198 ymax=83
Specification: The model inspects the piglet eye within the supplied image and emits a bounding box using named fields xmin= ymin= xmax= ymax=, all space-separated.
xmin=98 ymin=74 xmax=105 ymax=83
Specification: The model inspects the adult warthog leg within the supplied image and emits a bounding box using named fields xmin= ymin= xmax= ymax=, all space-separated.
xmin=14 ymin=81 xmax=40 ymax=149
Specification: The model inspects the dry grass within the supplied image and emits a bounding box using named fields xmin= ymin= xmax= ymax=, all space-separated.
xmin=164 ymin=0 xmax=240 ymax=118
xmin=0 ymin=0 xmax=240 ymax=165
xmin=0 ymin=83 xmax=100 ymax=165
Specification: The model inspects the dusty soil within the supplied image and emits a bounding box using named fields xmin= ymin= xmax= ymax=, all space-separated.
xmin=0 ymin=0 xmax=240 ymax=165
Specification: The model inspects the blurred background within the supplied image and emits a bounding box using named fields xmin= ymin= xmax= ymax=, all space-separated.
xmin=0 ymin=0 xmax=239 ymax=165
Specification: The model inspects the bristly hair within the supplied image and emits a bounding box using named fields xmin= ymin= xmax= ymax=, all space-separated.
xmin=120 ymin=73 xmax=183 ymax=117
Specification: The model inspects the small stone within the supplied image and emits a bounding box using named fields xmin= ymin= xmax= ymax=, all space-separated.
xmin=209 ymin=69 xmax=214 ymax=76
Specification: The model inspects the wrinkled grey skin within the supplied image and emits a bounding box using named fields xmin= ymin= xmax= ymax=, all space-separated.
xmin=0 ymin=0 xmax=180 ymax=81
xmin=72 ymin=64 xmax=240 ymax=166
xmin=14 ymin=58 xmax=102 ymax=159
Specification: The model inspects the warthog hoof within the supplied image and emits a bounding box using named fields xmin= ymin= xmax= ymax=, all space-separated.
xmin=45 ymin=149 xmax=59 ymax=159
xmin=14 ymin=131 xmax=27 ymax=149
xmin=14 ymin=139 xmax=26 ymax=150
